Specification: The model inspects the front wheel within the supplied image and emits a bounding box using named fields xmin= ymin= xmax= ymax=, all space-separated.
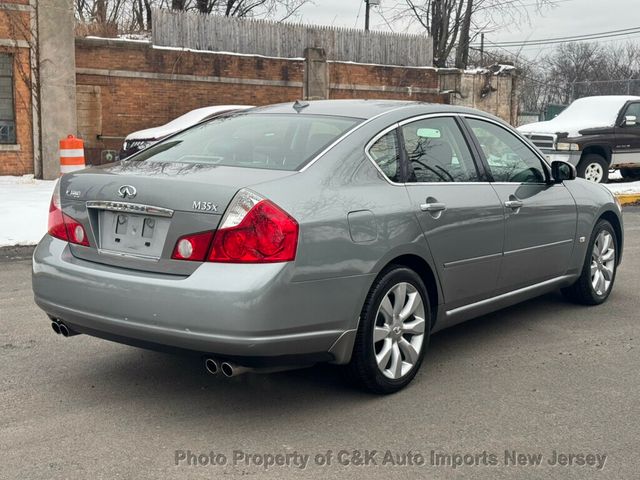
xmin=348 ymin=267 xmax=430 ymax=394
xmin=577 ymin=154 xmax=609 ymax=183
xmin=562 ymin=220 xmax=618 ymax=305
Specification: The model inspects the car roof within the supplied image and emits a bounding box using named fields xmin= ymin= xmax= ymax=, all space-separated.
xmin=251 ymin=99 xmax=495 ymax=121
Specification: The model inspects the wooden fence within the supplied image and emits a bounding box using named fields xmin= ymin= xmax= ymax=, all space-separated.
xmin=151 ymin=9 xmax=433 ymax=67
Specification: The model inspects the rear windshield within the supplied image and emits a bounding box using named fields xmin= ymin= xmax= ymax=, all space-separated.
xmin=131 ymin=113 xmax=362 ymax=171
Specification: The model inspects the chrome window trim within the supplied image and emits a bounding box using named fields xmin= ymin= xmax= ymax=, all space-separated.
xmin=86 ymin=201 xmax=174 ymax=218
xmin=299 ymin=104 xmax=412 ymax=172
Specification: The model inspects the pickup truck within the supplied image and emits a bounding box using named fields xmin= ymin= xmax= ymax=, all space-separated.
xmin=518 ymin=95 xmax=640 ymax=183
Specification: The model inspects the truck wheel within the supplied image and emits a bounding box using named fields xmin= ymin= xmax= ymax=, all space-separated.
xmin=620 ymin=167 xmax=640 ymax=180
xmin=577 ymin=154 xmax=608 ymax=183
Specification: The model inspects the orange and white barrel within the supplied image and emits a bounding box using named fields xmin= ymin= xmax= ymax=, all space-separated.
xmin=59 ymin=135 xmax=85 ymax=175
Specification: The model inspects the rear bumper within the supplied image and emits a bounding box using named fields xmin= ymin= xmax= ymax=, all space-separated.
xmin=33 ymin=236 xmax=370 ymax=365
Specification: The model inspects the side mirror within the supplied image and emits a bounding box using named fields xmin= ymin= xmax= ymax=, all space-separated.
xmin=551 ymin=160 xmax=577 ymax=182
xmin=624 ymin=115 xmax=637 ymax=126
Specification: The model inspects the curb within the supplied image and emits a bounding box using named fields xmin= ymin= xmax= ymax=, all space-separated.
xmin=0 ymin=245 xmax=36 ymax=262
xmin=615 ymin=193 xmax=640 ymax=206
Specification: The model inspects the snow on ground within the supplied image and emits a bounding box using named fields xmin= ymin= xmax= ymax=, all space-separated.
xmin=604 ymin=179 xmax=640 ymax=195
xmin=0 ymin=175 xmax=56 ymax=247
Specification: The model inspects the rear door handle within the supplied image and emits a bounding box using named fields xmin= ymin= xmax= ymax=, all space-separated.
xmin=420 ymin=202 xmax=446 ymax=212
xmin=504 ymin=200 xmax=523 ymax=209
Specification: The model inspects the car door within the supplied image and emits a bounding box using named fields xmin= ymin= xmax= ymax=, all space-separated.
xmin=613 ymin=101 xmax=640 ymax=168
xmin=464 ymin=116 xmax=577 ymax=292
xmin=397 ymin=115 xmax=505 ymax=309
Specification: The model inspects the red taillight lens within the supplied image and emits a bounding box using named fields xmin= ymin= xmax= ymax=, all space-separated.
xmin=47 ymin=181 xmax=89 ymax=246
xmin=47 ymin=184 xmax=68 ymax=241
xmin=208 ymin=199 xmax=298 ymax=263
xmin=171 ymin=231 xmax=214 ymax=261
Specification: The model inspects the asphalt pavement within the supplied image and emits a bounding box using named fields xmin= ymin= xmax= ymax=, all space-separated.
xmin=1 ymin=208 xmax=639 ymax=479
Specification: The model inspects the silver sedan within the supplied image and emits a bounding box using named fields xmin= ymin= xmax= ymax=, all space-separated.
xmin=32 ymin=100 xmax=624 ymax=393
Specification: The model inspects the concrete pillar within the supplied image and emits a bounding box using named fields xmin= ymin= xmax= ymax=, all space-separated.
xmin=304 ymin=47 xmax=328 ymax=100
xmin=37 ymin=0 xmax=77 ymax=179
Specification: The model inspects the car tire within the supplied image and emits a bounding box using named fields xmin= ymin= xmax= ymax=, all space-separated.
xmin=620 ymin=167 xmax=640 ymax=180
xmin=347 ymin=266 xmax=430 ymax=394
xmin=562 ymin=220 xmax=618 ymax=305
xmin=577 ymin=154 xmax=609 ymax=183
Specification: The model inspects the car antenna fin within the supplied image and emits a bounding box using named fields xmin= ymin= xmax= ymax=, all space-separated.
xmin=293 ymin=100 xmax=310 ymax=113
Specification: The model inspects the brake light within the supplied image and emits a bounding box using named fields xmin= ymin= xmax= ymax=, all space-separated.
xmin=47 ymin=181 xmax=89 ymax=246
xmin=171 ymin=231 xmax=214 ymax=261
xmin=208 ymin=189 xmax=298 ymax=263
xmin=47 ymin=182 xmax=68 ymax=241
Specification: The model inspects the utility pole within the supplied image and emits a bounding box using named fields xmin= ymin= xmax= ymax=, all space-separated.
xmin=364 ymin=0 xmax=380 ymax=32
xmin=480 ymin=33 xmax=485 ymax=65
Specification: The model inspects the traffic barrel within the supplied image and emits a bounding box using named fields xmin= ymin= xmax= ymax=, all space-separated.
xmin=59 ymin=135 xmax=85 ymax=175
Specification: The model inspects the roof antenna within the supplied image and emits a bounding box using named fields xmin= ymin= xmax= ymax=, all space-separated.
xmin=293 ymin=100 xmax=310 ymax=113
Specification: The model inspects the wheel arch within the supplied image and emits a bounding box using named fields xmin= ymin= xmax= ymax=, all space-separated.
xmin=581 ymin=145 xmax=611 ymax=164
xmin=382 ymin=254 xmax=440 ymax=329
xmin=598 ymin=210 xmax=623 ymax=265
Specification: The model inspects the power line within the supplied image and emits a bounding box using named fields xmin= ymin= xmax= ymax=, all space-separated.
xmin=474 ymin=25 xmax=640 ymax=47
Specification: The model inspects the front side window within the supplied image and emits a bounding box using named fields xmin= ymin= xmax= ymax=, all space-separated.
xmin=401 ymin=117 xmax=479 ymax=183
xmin=132 ymin=113 xmax=361 ymax=171
xmin=368 ymin=130 xmax=400 ymax=182
xmin=467 ymin=118 xmax=547 ymax=183
xmin=0 ymin=54 xmax=16 ymax=144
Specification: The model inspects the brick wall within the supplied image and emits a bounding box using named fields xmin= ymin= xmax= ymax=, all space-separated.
xmin=75 ymin=38 xmax=449 ymax=165
xmin=0 ymin=1 xmax=34 ymax=176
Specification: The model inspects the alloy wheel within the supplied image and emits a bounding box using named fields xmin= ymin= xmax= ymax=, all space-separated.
xmin=373 ymin=282 xmax=426 ymax=379
xmin=584 ymin=163 xmax=604 ymax=183
xmin=591 ymin=230 xmax=615 ymax=296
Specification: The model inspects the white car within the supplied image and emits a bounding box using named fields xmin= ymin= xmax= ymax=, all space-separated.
xmin=120 ymin=105 xmax=253 ymax=159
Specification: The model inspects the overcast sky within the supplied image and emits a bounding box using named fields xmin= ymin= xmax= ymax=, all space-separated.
xmin=297 ymin=0 xmax=639 ymax=62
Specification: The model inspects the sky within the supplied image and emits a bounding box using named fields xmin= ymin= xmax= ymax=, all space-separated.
xmin=297 ymin=0 xmax=639 ymax=62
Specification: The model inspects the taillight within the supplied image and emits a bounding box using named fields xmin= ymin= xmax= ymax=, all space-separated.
xmin=171 ymin=231 xmax=214 ymax=261
xmin=171 ymin=189 xmax=299 ymax=263
xmin=47 ymin=181 xmax=90 ymax=246
xmin=47 ymin=182 xmax=68 ymax=241
xmin=208 ymin=189 xmax=298 ymax=263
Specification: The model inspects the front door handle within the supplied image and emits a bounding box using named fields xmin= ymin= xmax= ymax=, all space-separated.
xmin=504 ymin=200 xmax=523 ymax=209
xmin=420 ymin=202 xmax=446 ymax=212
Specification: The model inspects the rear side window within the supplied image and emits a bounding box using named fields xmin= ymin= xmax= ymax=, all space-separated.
xmin=368 ymin=130 xmax=400 ymax=182
xmin=132 ymin=113 xmax=361 ymax=171
xmin=401 ymin=117 xmax=479 ymax=182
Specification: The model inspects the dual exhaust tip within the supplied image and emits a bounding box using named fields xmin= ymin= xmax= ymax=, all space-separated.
xmin=204 ymin=358 xmax=252 ymax=378
xmin=50 ymin=319 xmax=79 ymax=338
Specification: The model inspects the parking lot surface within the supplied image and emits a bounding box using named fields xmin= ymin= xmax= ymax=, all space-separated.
xmin=1 ymin=208 xmax=639 ymax=479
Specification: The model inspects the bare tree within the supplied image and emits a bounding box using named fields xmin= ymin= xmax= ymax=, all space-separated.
xmin=393 ymin=0 xmax=557 ymax=68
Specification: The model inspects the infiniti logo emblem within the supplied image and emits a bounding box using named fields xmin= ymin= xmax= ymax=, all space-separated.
xmin=118 ymin=185 xmax=137 ymax=199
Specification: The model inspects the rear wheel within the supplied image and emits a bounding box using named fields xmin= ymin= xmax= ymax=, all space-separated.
xmin=348 ymin=266 xmax=430 ymax=394
xmin=562 ymin=220 xmax=618 ymax=305
xmin=620 ymin=167 xmax=640 ymax=180
xmin=577 ymin=154 xmax=609 ymax=183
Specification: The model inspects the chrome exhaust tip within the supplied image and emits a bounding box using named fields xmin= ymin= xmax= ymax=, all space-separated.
xmin=51 ymin=321 xmax=61 ymax=335
xmin=220 ymin=361 xmax=253 ymax=378
xmin=204 ymin=358 xmax=220 ymax=375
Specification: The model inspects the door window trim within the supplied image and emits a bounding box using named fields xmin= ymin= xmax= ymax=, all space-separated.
xmin=460 ymin=114 xmax=552 ymax=184
xmin=364 ymin=113 xmax=491 ymax=186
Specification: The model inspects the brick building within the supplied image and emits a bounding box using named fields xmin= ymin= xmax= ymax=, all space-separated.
xmin=0 ymin=0 xmax=34 ymax=176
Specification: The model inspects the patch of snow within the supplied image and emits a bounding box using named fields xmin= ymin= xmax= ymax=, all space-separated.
xmin=603 ymin=179 xmax=640 ymax=195
xmin=0 ymin=175 xmax=57 ymax=247
xmin=84 ymin=35 xmax=151 ymax=44
xmin=126 ymin=105 xmax=253 ymax=141
xmin=518 ymin=95 xmax=640 ymax=137
xmin=151 ymin=44 xmax=305 ymax=61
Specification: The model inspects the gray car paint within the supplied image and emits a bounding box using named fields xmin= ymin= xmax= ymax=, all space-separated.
xmin=32 ymin=100 xmax=624 ymax=367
